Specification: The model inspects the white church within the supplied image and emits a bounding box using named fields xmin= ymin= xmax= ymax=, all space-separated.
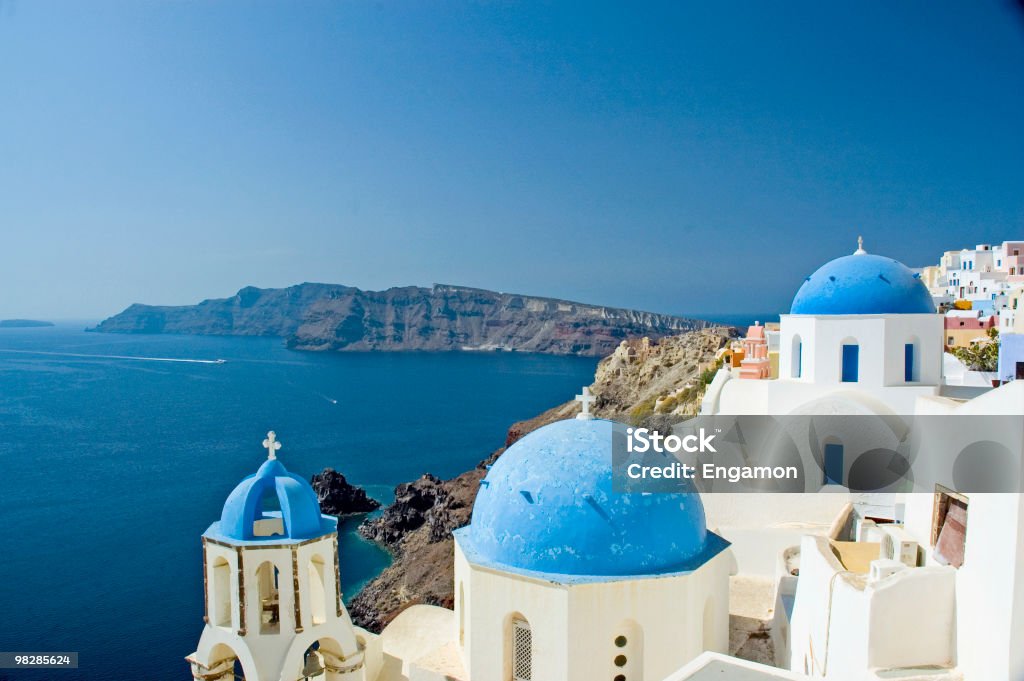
xmin=188 ymin=415 xmax=737 ymax=681
xmin=189 ymin=242 xmax=1024 ymax=681
xmin=701 ymin=241 xmax=1024 ymax=681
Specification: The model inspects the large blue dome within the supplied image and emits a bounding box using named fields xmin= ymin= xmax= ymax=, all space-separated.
xmin=460 ymin=418 xmax=711 ymax=577
xmin=790 ymin=252 xmax=935 ymax=315
xmin=215 ymin=456 xmax=330 ymax=542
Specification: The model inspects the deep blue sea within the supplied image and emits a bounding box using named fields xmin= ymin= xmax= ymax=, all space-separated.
xmin=0 ymin=324 xmax=597 ymax=681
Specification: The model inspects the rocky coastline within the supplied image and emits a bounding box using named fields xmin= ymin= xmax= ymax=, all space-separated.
xmin=90 ymin=282 xmax=715 ymax=357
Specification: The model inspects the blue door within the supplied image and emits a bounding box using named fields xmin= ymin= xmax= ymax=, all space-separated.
xmin=904 ymin=343 xmax=915 ymax=382
xmin=824 ymin=444 xmax=844 ymax=485
xmin=841 ymin=344 xmax=859 ymax=382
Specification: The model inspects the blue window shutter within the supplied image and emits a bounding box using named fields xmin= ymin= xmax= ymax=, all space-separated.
xmin=841 ymin=344 xmax=859 ymax=382
xmin=824 ymin=444 xmax=844 ymax=485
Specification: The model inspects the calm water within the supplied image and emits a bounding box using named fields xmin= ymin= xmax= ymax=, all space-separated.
xmin=0 ymin=324 xmax=597 ymax=681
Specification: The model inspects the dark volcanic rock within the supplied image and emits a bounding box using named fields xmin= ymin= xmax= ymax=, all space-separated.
xmin=310 ymin=468 xmax=380 ymax=516
xmin=90 ymin=282 xmax=715 ymax=357
xmin=358 ymin=473 xmax=468 ymax=547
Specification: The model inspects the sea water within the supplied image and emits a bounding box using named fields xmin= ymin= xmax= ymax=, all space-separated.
xmin=0 ymin=324 xmax=597 ymax=680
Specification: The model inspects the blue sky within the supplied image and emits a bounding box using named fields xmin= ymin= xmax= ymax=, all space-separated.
xmin=2 ymin=1 xmax=1023 ymax=320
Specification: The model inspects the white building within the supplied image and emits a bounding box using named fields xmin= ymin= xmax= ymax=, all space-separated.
xmin=453 ymin=417 xmax=733 ymax=681
xmin=701 ymin=242 xmax=1024 ymax=680
xmin=187 ymin=241 xmax=1024 ymax=681
xmin=189 ymin=419 xmax=735 ymax=681
xmin=927 ymin=242 xmax=1024 ymax=315
xmin=188 ymin=432 xmax=371 ymax=681
xmin=704 ymin=242 xmax=944 ymax=422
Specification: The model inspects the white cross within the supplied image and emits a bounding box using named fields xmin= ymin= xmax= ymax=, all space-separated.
xmin=855 ymin=235 xmax=867 ymax=255
xmin=575 ymin=387 xmax=596 ymax=420
xmin=263 ymin=431 xmax=282 ymax=460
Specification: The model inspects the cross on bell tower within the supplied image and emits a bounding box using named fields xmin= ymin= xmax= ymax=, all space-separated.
xmin=263 ymin=430 xmax=282 ymax=460
xmin=575 ymin=387 xmax=596 ymax=420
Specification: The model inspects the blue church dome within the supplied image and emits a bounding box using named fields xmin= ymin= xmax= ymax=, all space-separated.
xmin=790 ymin=248 xmax=935 ymax=316
xmin=460 ymin=418 xmax=713 ymax=577
xmin=215 ymin=435 xmax=329 ymax=542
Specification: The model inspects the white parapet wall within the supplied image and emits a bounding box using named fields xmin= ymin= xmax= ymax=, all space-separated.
xmin=788 ymin=535 xmax=956 ymax=678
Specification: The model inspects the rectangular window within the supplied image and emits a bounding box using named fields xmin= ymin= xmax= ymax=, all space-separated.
xmin=904 ymin=343 xmax=915 ymax=382
xmin=1017 ymin=362 xmax=1024 ymax=381
xmin=824 ymin=444 xmax=843 ymax=486
xmin=841 ymin=344 xmax=859 ymax=382
xmin=796 ymin=342 xmax=802 ymax=378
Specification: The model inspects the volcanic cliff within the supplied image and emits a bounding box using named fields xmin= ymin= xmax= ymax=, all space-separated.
xmin=91 ymin=283 xmax=714 ymax=356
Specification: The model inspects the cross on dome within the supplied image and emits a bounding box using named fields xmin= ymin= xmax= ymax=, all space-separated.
xmin=575 ymin=387 xmax=596 ymax=420
xmin=262 ymin=430 xmax=282 ymax=460
xmin=854 ymin=235 xmax=867 ymax=255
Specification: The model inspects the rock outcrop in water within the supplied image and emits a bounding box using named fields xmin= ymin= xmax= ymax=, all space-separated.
xmin=347 ymin=327 xmax=735 ymax=632
xmin=310 ymin=468 xmax=381 ymax=516
xmin=90 ymin=283 xmax=714 ymax=357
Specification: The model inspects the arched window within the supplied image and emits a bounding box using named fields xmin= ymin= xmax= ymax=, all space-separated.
xmin=256 ymin=561 xmax=281 ymax=634
xmin=212 ymin=556 xmax=232 ymax=628
xmin=510 ymin=616 xmax=532 ymax=681
xmin=205 ymin=644 xmax=245 ymax=681
xmin=308 ymin=555 xmax=327 ymax=626
xmin=253 ymin=487 xmax=284 ymax=537
xmin=791 ymin=335 xmax=803 ymax=378
xmin=301 ymin=638 xmax=346 ymax=679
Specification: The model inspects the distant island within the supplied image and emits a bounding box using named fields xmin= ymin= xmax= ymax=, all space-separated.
xmin=91 ymin=282 xmax=716 ymax=356
xmin=0 ymin=319 xmax=54 ymax=328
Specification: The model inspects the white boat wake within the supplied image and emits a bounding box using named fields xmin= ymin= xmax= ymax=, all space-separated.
xmin=0 ymin=349 xmax=227 ymax=364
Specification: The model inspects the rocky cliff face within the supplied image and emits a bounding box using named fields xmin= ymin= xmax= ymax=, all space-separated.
xmin=91 ymin=283 xmax=714 ymax=356
xmin=591 ymin=329 xmax=737 ymax=422
xmin=347 ymin=327 xmax=734 ymax=632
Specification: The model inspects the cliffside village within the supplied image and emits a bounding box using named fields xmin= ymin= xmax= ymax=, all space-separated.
xmin=187 ymin=239 xmax=1024 ymax=681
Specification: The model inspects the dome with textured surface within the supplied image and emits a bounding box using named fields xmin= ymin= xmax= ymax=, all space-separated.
xmin=215 ymin=456 xmax=330 ymax=542
xmin=790 ymin=252 xmax=935 ymax=315
xmin=460 ymin=418 xmax=712 ymax=577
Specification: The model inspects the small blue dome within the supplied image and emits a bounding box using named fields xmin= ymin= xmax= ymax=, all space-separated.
xmin=462 ymin=419 xmax=710 ymax=577
xmin=218 ymin=457 xmax=328 ymax=541
xmin=791 ymin=253 xmax=935 ymax=315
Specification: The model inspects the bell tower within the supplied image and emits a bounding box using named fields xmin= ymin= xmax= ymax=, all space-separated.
xmin=186 ymin=432 xmax=368 ymax=681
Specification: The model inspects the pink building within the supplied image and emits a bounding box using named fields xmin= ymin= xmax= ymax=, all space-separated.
xmin=738 ymin=323 xmax=771 ymax=379
xmin=1001 ymin=240 xmax=1024 ymax=283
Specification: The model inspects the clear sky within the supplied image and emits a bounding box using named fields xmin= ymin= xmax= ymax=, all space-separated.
xmin=2 ymin=1 xmax=1023 ymax=320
